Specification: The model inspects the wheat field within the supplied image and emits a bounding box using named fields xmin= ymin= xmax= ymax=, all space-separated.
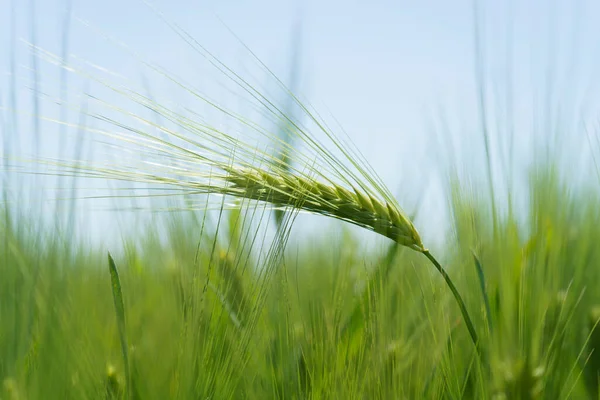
xmin=2 ymin=1 xmax=600 ymax=399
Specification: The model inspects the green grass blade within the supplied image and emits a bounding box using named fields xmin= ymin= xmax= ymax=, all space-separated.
xmin=107 ymin=252 xmax=131 ymax=400
xmin=422 ymin=250 xmax=480 ymax=359
xmin=273 ymin=19 xmax=302 ymax=229
xmin=472 ymin=251 xmax=493 ymax=334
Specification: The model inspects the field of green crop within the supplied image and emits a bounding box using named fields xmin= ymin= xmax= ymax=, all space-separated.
xmin=3 ymin=164 xmax=600 ymax=399
xmin=3 ymin=2 xmax=600 ymax=400
xmin=3 ymin=164 xmax=600 ymax=400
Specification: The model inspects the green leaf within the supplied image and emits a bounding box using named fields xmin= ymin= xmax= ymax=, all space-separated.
xmin=108 ymin=252 xmax=131 ymax=400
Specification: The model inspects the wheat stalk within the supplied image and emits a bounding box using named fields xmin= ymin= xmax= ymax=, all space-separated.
xmin=224 ymin=166 xmax=480 ymax=356
xmin=24 ymin=34 xmax=480 ymax=355
xmin=223 ymin=166 xmax=480 ymax=354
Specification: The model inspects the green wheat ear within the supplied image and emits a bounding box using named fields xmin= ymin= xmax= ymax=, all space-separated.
xmin=29 ymin=28 xmax=479 ymax=354
xmin=2 ymin=377 xmax=21 ymax=400
xmin=105 ymin=364 xmax=123 ymax=399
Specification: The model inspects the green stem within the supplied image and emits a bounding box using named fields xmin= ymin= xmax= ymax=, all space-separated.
xmin=422 ymin=250 xmax=481 ymax=358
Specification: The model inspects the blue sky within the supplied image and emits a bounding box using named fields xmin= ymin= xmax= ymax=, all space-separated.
xmin=2 ymin=0 xmax=600 ymax=250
